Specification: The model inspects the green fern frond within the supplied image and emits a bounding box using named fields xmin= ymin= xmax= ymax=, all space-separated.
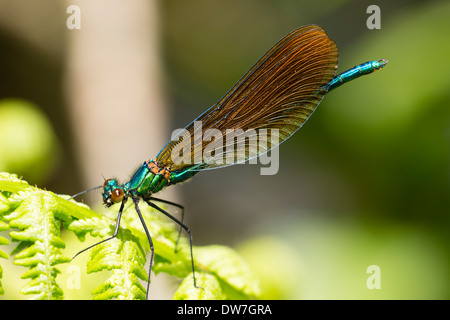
xmin=170 ymin=246 xmax=261 ymax=300
xmin=66 ymin=213 xmax=150 ymax=300
xmin=1 ymin=172 xmax=261 ymax=300
xmin=196 ymin=246 xmax=261 ymax=299
xmin=0 ymin=265 xmax=3 ymax=295
xmin=0 ymin=220 xmax=9 ymax=260
xmin=3 ymin=191 xmax=70 ymax=299
xmin=173 ymin=272 xmax=224 ymax=300
xmin=0 ymin=218 xmax=8 ymax=295
xmin=127 ymin=203 xmax=192 ymax=278
xmin=72 ymin=203 xmax=176 ymax=300
xmin=0 ymin=172 xmax=100 ymax=299
xmin=87 ymin=230 xmax=148 ymax=300
xmin=0 ymin=223 xmax=10 ymax=252
xmin=0 ymin=192 xmax=11 ymax=295
xmin=112 ymin=202 xmax=261 ymax=300
xmin=66 ymin=215 xmax=113 ymax=241
xmin=123 ymin=204 xmax=261 ymax=299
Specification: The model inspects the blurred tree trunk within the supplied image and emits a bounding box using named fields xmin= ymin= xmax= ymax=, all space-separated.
xmin=65 ymin=0 xmax=172 ymax=195
xmin=64 ymin=0 xmax=175 ymax=299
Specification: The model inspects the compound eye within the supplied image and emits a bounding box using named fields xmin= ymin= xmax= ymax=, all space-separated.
xmin=103 ymin=179 xmax=112 ymax=188
xmin=111 ymin=188 xmax=124 ymax=203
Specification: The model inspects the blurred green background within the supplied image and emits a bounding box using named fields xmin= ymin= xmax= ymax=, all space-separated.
xmin=0 ymin=0 xmax=448 ymax=299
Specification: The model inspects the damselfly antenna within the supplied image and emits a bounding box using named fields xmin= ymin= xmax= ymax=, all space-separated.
xmin=69 ymin=185 xmax=103 ymax=200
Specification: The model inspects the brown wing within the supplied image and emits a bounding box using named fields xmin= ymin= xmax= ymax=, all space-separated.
xmin=156 ymin=25 xmax=338 ymax=172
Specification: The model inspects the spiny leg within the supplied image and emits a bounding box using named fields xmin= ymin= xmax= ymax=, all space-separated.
xmin=143 ymin=199 xmax=202 ymax=289
xmin=71 ymin=201 xmax=125 ymax=261
xmin=149 ymin=196 xmax=184 ymax=252
xmin=132 ymin=197 xmax=154 ymax=300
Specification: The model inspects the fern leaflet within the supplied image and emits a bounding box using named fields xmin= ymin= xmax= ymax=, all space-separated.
xmin=0 ymin=172 xmax=261 ymax=300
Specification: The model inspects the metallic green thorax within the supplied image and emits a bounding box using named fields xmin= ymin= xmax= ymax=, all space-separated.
xmin=102 ymin=160 xmax=198 ymax=205
xmin=129 ymin=162 xmax=168 ymax=195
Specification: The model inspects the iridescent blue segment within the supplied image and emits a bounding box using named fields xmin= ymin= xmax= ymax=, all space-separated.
xmin=326 ymin=59 xmax=388 ymax=92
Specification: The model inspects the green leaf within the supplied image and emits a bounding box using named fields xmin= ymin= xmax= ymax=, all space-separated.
xmin=114 ymin=204 xmax=261 ymax=300
xmin=173 ymin=272 xmax=224 ymax=300
xmin=0 ymin=172 xmax=101 ymax=299
xmin=66 ymin=215 xmax=113 ymax=242
xmin=1 ymin=172 xmax=261 ymax=300
xmin=3 ymin=191 xmax=70 ymax=299
xmin=120 ymin=202 xmax=193 ymax=279
xmin=0 ymin=225 xmax=5 ymax=295
xmin=0 ymin=264 xmax=3 ymax=295
xmin=87 ymin=230 xmax=148 ymax=300
xmin=0 ymin=220 xmax=9 ymax=259
xmin=194 ymin=245 xmax=261 ymax=299
xmin=0 ymin=190 xmax=10 ymax=295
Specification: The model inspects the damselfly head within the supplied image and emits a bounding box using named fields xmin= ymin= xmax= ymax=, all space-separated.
xmin=102 ymin=178 xmax=125 ymax=207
